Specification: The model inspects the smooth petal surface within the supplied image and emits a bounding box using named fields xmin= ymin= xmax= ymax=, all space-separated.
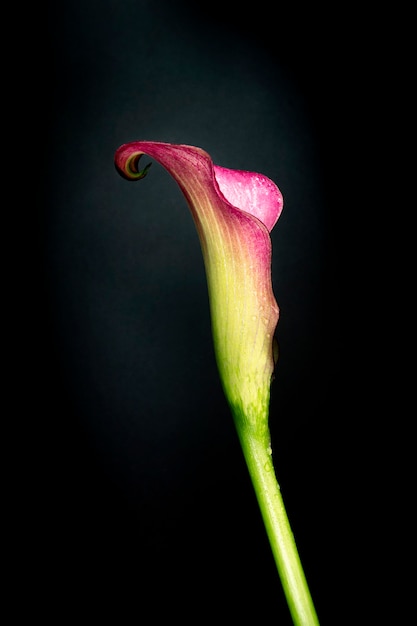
xmin=114 ymin=141 xmax=283 ymax=428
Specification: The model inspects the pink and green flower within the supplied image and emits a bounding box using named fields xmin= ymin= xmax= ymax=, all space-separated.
xmin=114 ymin=141 xmax=319 ymax=625
xmin=114 ymin=141 xmax=283 ymax=432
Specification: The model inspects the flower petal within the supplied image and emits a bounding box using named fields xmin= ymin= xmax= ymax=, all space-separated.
xmin=213 ymin=165 xmax=282 ymax=232
xmin=114 ymin=141 xmax=283 ymax=427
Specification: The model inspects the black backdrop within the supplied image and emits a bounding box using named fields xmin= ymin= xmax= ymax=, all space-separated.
xmin=25 ymin=1 xmax=352 ymax=623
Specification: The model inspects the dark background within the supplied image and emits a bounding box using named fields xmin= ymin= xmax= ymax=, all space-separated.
xmin=19 ymin=1 xmax=366 ymax=622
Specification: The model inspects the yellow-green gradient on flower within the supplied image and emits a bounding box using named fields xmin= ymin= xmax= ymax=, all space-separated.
xmin=114 ymin=141 xmax=283 ymax=431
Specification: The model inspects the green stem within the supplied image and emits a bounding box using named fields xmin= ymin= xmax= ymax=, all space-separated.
xmin=236 ymin=423 xmax=320 ymax=626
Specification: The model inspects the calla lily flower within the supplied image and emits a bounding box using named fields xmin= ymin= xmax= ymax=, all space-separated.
xmin=114 ymin=141 xmax=283 ymax=432
xmin=114 ymin=141 xmax=320 ymax=626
